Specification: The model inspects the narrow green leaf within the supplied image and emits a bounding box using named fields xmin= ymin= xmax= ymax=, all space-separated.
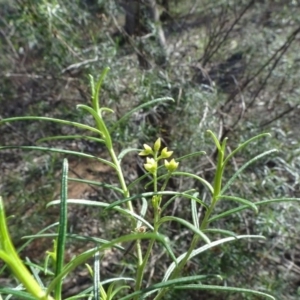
xmin=0 ymin=197 xmax=52 ymax=299
xmin=1 ymin=220 xmax=57 ymax=273
xmin=0 ymin=146 xmax=116 ymax=170
xmin=89 ymin=74 xmax=95 ymax=103
xmin=47 ymin=199 xmax=154 ymax=231
xmin=23 ymin=233 xmax=125 ymax=252
xmin=93 ymin=252 xmax=100 ymax=300
xmin=46 ymin=233 xmax=174 ymax=296
xmin=68 ymin=177 xmax=123 ymax=194
xmin=0 ymin=288 xmax=36 ymax=300
xmin=221 ymin=149 xmax=278 ymax=194
xmin=161 ymin=189 xmax=207 ymax=213
xmin=171 ymin=172 xmax=214 ymax=194
xmin=0 ymin=116 xmax=101 ymax=134
xmin=37 ymin=135 xmax=105 ymax=144
xmin=111 ymin=97 xmax=174 ymax=132
xmin=25 ymin=257 xmax=45 ymax=288
xmin=162 ymin=235 xmax=264 ymax=282
xmin=99 ymin=107 xmax=114 ymax=114
xmin=117 ymin=148 xmax=140 ymax=163
xmin=223 ymin=133 xmax=271 ymax=167
xmin=157 ymin=216 xmax=210 ymax=244
xmin=207 ymin=130 xmax=221 ymax=151
xmin=174 ymin=284 xmax=275 ymax=299
xmin=92 ymin=67 xmax=110 ymax=113
xmin=77 ymin=104 xmax=112 ymax=149
xmin=54 ymin=159 xmax=68 ymax=299
xmin=137 ymin=197 xmax=148 ymax=228
xmin=176 ymin=151 xmax=206 ymax=162
xmin=119 ymin=275 xmax=217 ymax=300
xmin=217 ymin=195 xmax=258 ymax=214
xmin=108 ymin=285 xmax=130 ymax=300
xmin=203 ymin=228 xmax=237 ymax=237
xmin=107 ymin=282 xmax=115 ymax=300
xmin=191 ymin=192 xmax=199 ymax=229
xmin=209 ymin=197 xmax=300 ymax=223
xmin=65 ymin=278 xmax=134 ymax=300
xmin=105 ymin=191 xmax=207 ymax=211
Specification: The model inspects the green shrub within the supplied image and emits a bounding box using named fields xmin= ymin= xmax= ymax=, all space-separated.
xmin=1 ymin=70 xmax=298 ymax=300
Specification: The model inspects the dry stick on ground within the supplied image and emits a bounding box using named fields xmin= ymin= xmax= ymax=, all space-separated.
xmin=259 ymin=104 xmax=300 ymax=128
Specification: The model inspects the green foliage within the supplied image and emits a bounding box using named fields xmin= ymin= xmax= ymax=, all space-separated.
xmin=2 ymin=72 xmax=299 ymax=299
xmin=1 ymin=1 xmax=300 ymax=299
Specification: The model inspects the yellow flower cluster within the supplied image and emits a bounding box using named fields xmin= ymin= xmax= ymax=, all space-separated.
xmin=139 ymin=138 xmax=179 ymax=173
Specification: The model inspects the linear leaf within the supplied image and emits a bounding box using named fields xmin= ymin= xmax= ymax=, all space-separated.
xmin=68 ymin=177 xmax=123 ymax=194
xmin=174 ymin=284 xmax=275 ymax=299
xmin=0 ymin=146 xmax=116 ymax=169
xmin=217 ymin=195 xmax=258 ymax=213
xmin=46 ymin=233 xmax=174 ymax=296
xmin=47 ymin=199 xmax=154 ymax=231
xmin=54 ymin=159 xmax=68 ymax=299
xmin=221 ymin=149 xmax=278 ymax=194
xmin=111 ymin=97 xmax=174 ymax=132
xmin=0 ymin=116 xmax=100 ymax=133
xmin=157 ymin=216 xmax=210 ymax=244
xmin=163 ymin=235 xmax=264 ymax=282
xmin=119 ymin=275 xmax=218 ymax=300
xmin=37 ymin=135 xmax=105 ymax=144
xmin=209 ymin=197 xmax=300 ymax=223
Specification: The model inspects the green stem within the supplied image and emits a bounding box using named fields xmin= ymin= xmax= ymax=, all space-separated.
xmin=108 ymin=148 xmax=134 ymax=212
xmin=134 ymin=154 xmax=160 ymax=298
xmin=200 ymin=141 xmax=225 ymax=230
xmin=0 ymin=197 xmax=53 ymax=300
xmin=155 ymin=139 xmax=226 ymax=300
xmin=153 ymin=233 xmax=199 ymax=300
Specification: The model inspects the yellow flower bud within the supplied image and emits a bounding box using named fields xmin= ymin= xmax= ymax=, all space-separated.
xmin=153 ymin=138 xmax=161 ymax=152
xmin=139 ymin=143 xmax=153 ymax=156
xmin=159 ymin=147 xmax=173 ymax=159
xmin=151 ymin=195 xmax=161 ymax=209
xmin=164 ymin=158 xmax=179 ymax=172
xmin=144 ymin=157 xmax=157 ymax=174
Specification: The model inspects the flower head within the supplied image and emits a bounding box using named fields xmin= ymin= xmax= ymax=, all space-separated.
xmin=164 ymin=158 xmax=179 ymax=172
xmin=139 ymin=144 xmax=153 ymax=156
xmin=159 ymin=147 xmax=173 ymax=159
xmin=153 ymin=138 xmax=161 ymax=152
xmin=144 ymin=157 xmax=157 ymax=174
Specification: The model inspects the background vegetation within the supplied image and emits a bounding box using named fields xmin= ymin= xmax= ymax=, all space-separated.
xmin=1 ymin=0 xmax=300 ymax=299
